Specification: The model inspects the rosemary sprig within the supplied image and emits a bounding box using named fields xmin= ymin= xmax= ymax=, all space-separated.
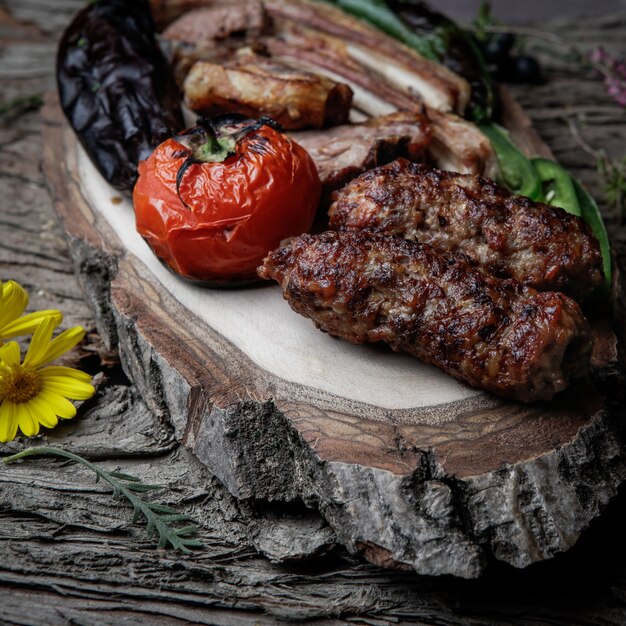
xmin=2 ymin=446 xmax=202 ymax=553
xmin=473 ymin=1 xmax=500 ymax=44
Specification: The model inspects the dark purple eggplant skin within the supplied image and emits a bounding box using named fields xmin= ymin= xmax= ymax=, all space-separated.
xmin=57 ymin=0 xmax=184 ymax=191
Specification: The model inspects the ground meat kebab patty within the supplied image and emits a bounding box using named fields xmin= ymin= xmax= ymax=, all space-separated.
xmin=328 ymin=159 xmax=603 ymax=302
xmin=259 ymin=230 xmax=592 ymax=403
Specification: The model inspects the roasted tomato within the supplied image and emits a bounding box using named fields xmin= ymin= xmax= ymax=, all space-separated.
xmin=133 ymin=115 xmax=321 ymax=284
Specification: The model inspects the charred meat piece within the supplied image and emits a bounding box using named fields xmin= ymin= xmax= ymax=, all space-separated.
xmin=183 ymin=49 xmax=353 ymax=129
xmin=264 ymin=0 xmax=470 ymax=115
xmin=160 ymin=0 xmax=274 ymax=86
xmin=259 ymin=231 xmax=591 ymax=403
xmin=162 ymin=0 xmax=271 ymax=45
xmin=329 ymin=160 xmax=603 ymax=301
xmin=290 ymin=112 xmax=431 ymax=200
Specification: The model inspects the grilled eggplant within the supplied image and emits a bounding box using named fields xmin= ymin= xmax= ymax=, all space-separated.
xmin=57 ymin=0 xmax=184 ymax=191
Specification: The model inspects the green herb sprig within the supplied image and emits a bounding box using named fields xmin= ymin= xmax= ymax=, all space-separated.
xmin=598 ymin=155 xmax=626 ymax=224
xmin=3 ymin=446 xmax=202 ymax=553
xmin=0 ymin=94 xmax=44 ymax=117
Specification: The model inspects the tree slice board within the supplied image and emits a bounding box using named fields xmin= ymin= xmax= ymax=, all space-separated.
xmin=42 ymin=92 xmax=625 ymax=579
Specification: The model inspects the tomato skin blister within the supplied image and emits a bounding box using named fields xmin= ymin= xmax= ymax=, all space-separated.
xmin=134 ymin=122 xmax=321 ymax=284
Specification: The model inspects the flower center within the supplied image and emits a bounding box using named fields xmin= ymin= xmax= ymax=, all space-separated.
xmin=1 ymin=366 xmax=42 ymax=403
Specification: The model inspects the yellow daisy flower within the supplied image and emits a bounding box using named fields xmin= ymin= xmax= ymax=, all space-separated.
xmin=0 ymin=279 xmax=62 ymax=343
xmin=0 ymin=317 xmax=94 ymax=443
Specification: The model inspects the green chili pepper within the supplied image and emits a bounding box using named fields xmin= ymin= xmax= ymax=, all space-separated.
xmin=531 ymin=158 xmax=610 ymax=294
xmin=570 ymin=177 xmax=612 ymax=295
xmin=531 ymin=158 xmax=581 ymax=216
xmin=532 ymin=159 xmax=611 ymax=296
xmin=479 ymin=122 xmax=542 ymax=200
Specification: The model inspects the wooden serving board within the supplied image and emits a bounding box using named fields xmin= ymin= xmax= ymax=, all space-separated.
xmin=42 ymin=91 xmax=625 ymax=579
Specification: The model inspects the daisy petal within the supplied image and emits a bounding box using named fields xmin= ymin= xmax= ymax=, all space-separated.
xmin=40 ymin=366 xmax=93 ymax=382
xmin=0 ymin=341 xmax=21 ymax=367
xmin=29 ymin=395 xmax=59 ymax=429
xmin=38 ymin=390 xmax=77 ymax=419
xmin=0 ymin=401 xmax=18 ymax=443
xmin=17 ymin=402 xmax=40 ymax=438
xmin=0 ymin=281 xmax=28 ymax=330
xmin=23 ymin=317 xmax=56 ymax=368
xmin=37 ymin=326 xmax=86 ymax=368
xmin=42 ymin=378 xmax=95 ymax=400
xmin=0 ymin=310 xmax=63 ymax=340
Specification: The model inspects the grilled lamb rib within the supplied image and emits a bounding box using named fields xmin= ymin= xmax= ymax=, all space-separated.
xmin=290 ymin=112 xmax=431 ymax=200
xmin=162 ymin=0 xmax=271 ymax=45
xmin=184 ymin=49 xmax=353 ymax=130
xmin=157 ymin=0 xmax=494 ymax=175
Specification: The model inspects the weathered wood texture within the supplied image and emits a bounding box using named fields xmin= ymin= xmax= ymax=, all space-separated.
xmin=1 ymin=0 xmax=626 ymax=623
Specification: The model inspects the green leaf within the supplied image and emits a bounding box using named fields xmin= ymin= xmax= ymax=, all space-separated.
xmin=161 ymin=514 xmax=191 ymax=524
xmin=146 ymin=520 xmax=156 ymax=539
xmin=175 ymin=526 xmax=198 ymax=538
xmin=598 ymin=154 xmax=626 ymax=221
xmin=0 ymin=93 xmax=43 ymax=117
xmin=109 ymin=471 xmax=141 ymax=482
xmin=124 ymin=482 xmax=160 ymax=493
xmin=147 ymin=502 xmax=178 ymax=514
xmin=474 ymin=1 xmax=496 ymax=37
xmin=180 ymin=538 xmax=204 ymax=547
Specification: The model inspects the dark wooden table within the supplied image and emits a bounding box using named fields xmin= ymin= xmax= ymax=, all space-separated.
xmin=1 ymin=2 xmax=626 ymax=624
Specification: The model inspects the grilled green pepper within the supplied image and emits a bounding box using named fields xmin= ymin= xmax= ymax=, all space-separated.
xmin=532 ymin=158 xmax=581 ymax=216
xmin=531 ymin=158 xmax=611 ymax=295
xmin=57 ymin=0 xmax=184 ymax=191
xmin=387 ymin=0 xmax=494 ymax=122
xmin=479 ymin=122 xmax=541 ymax=200
xmin=571 ymin=177 xmax=612 ymax=295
